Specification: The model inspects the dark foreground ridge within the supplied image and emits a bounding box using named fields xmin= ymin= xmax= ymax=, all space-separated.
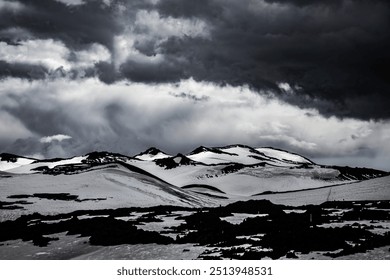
xmin=0 ymin=199 xmax=389 ymax=259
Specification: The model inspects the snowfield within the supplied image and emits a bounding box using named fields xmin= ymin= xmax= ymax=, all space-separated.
xmin=128 ymin=158 xmax=347 ymax=196
xmin=253 ymin=175 xmax=390 ymax=206
xmin=0 ymin=156 xmax=36 ymax=171
xmin=0 ymin=164 xmax=217 ymax=221
xmin=134 ymin=148 xmax=171 ymax=161
xmin=188 ymin=146 xmax=263 ymax=165
xmin=255 ymin=147 xmax=312 ymax=164
xmin=0 ymin=146 xmax=389 ymax=260
xmin=4 ymin=156 xmax=88 ymax=174
xmin=1 ymin=145 xmax=388 ymax=216
xmin=187 ymin=145 xmax=311 ymax=166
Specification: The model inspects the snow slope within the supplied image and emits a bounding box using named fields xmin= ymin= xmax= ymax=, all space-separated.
xmin=187 ymin=146 xmax=262 ymax=165
xmin=1 ymin=144 xmax=387 ymax=203
xmin=129 ymin=157 xmax=344 ymax=196
xmin=5 ymin=156 xmax=88 ymax=174
xmin=134 ymin=148 xmax=171 ymax=161
xmin=0 ymin=164 xmax=218 ymax=221
xmin=128 ymin=145 xmax=386 ymax=196
xmin=187 ymin=145 xmax=309 ymax=166
xmin=252 ymin=175 xmax=390 ymax=206
xmin=255 ymin=147 xmax=312 ymax=164
xmin=0 ymin=154 xmax=36 ymax=171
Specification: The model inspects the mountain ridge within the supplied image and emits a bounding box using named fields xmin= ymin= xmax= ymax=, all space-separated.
xmin=1 ymin=145 xmax=388 ymax=199
xmin=1 ymin=145 xmax=390 ymax=225
xmin=1 ymin=144 xmax=388 ymax=174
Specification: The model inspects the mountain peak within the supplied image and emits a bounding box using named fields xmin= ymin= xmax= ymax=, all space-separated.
xmin=135 ymin=147 xmax=170 ymax=161
xmin=155 ymin=153 xmax=199 ymax=169
xmin=140 ymin=147 xmax=164 ymax=156
xmin=189 ymin=145 xmax=240 ymax=156
xmin=218 ymin=144 xmax=254 ymax=150
xmin=189 ymin=146 xmax=209 ymax=155
xmin=255 ymin=147 xmax=313 ymax=164
xmin=83 ymin=151 xmax=130 ymax=164
xmin=85 ymin=151 xmax=127 ymax=158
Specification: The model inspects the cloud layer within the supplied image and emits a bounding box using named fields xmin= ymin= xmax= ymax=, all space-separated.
xmin=1 ymin=0 xmax=389 ymax=170
xmin=1 ymin=77 xmax=389 ymax=170
xmin=1 ymin=0 xmax=389 ymax=119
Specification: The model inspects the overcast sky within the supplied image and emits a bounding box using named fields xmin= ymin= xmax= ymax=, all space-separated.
xmin=0 ymin=0 xmax=389 ymax=170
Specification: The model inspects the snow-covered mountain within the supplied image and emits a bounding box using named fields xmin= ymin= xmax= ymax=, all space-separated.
xmin=127 ymin=145 xmax=387 ymax=197
xmin=0 ymin=145 xmax=387 ymax=203
xmin=1 ymin=145 xmax=387 ymax=186
xmin=252 ymin=174 xmax=390 ymax=206
xmin=1 ymin=144 xmax=390 ymax=228
xmin=187 ymin=145 xmax=313 ymax=166
xmin=1 ymin=146 xmax=389 ymax=261
xmin=134 ymin=147 xmax=171 ymax=161
xmin=0 ymin=163 xmax=217 ymax=221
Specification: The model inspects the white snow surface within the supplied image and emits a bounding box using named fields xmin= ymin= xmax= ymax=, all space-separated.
xmin=128 ymin=159 xmax=344 ymax=196
xmin=256 ymin=148 xmax=312 ymax=164
xmin=188 ymin=148 xmax=260 ymax=165
xmin=135 ymin=152 xmax=171 ymax=161
xmin=0 ymin=164 xmax=218 ymax=221
xmin=0 ymin=232 xmax=208 ymax=260
xmin=0 ymin=157 xmax=35 ymax=171
xmin=187 ymin=146 xmax=311 ymax=166
xmin=136 ymin=213 xmax=185 ymax=234
xmin=4 ymin=156 xmax=88 ymax=174
xmin=1 ymin=146 xmax=388 ymax=220
xmin=253 ymin=175 xmax=390 ymax=206
xmin=220 ymin=213 xmax=269 ymax=225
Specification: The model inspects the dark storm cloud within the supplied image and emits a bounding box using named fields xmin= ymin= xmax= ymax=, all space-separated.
xmin=1 ymin=0 xmax=389 ymax=120
xmin=263 ymin=0 xmax=342 ymax=6
xmin=154 ymin=0 xmax=390 ymax=120
xmin=156 ymin=0 xmax=222 ymax=19
xmin=119 ymin=57 xmax=188 ymax=83
xmin=0 ymin=0 xmax=123 ymax=50
xmin=0 ymin=61 xmax=48 ymax=79
xmin=95 ymin=61 xmax=118 ymax=83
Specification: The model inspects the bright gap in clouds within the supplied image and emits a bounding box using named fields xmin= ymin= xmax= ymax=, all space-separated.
xmin=0 ymin=39 xmax=111 ymax=71
xmin=0 ymin=77 xmax=389 ymax=171
xmin=40 ymin=134 xmax=72 ymax=144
